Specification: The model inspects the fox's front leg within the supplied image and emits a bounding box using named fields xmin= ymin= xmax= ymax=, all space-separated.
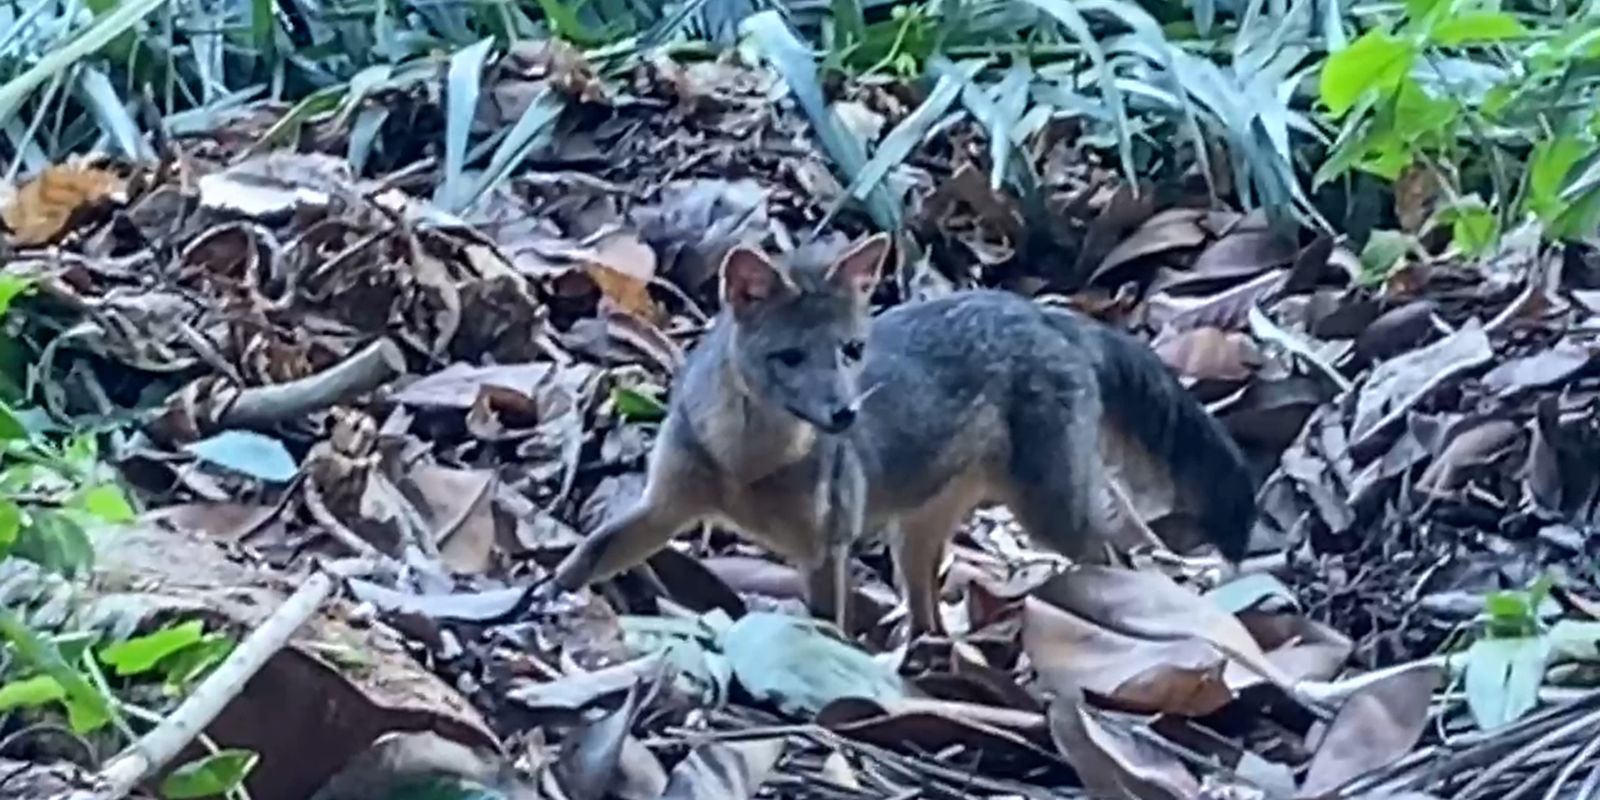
xmin=553 ymin=439 xmax=710 ymax=591
xmin=805 ymin=544 xmax=851 ymax=631
xmin=806 ymin=444 xmax=866 ymax=633
xmin=552 ymin=497 xmax=700 ymax=590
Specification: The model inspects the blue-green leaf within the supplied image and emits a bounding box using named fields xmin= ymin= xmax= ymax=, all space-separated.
xmin=182 ymin=430 xmax=299 ymax=483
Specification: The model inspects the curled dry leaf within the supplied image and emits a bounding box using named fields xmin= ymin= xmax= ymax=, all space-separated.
xmin=658 ymin=738 xmax=786 ymax=800
xmin=817 ymin=696 xmax=1061 ymax=774
xmin=580 ymin=230 xmax=661 ymax=321
xmin=1036 ymin=567 xmax=1295 ymax=690
xmin=1022 ymin=596 xmax=1233 ymax=717
xmin=1298 ymin=663 xmax=1444 ymax=798
xmin=554 ymin=680 xmax=657 ymax=800
xmin=196 ymin=152 xmax=355 ymax=222
xmin=1152 ymin=326 xmax=1260 ymax=386
xmin=2 ymin=163 xmax=126 ymax=246
xmin=1049 ymin=700 xmax=1200 ymax=800
xmin=1349 ymin=319 xmax=1493 ymax=454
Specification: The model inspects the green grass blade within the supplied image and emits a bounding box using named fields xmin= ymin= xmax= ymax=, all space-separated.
xmin=440 ymin=37 xmax=496 ymax=213
xmin=466 ymin=88 xmax=567 ymax=212
xmin=844 ymin=66 xmax=969 ymax=203
xmin=743 ymin=9 xmax=902 ymax=232
xmin=75 ymin=65 xmax=152 ymax=160
xmin=1015 ymin=0 xmax=1138 ymax=189
xmin=0 ymin=0 xmax=169 ymax=127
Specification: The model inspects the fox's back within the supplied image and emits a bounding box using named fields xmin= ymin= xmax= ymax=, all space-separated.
xmin=852 ymin=290 xmax=1101 ymax=512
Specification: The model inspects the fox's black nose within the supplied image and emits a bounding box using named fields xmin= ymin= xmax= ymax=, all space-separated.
xmin=829 ymin=406 xmax=857 ymax=430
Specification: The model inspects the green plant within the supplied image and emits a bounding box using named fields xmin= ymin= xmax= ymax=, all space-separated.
xmin=1461 ymin=575 xmax=1555 ymax=731
xmin=0 ymin=278 xmax=250 ymax=798
xmin=1316 ymin=0 xmax=1600 ymax=253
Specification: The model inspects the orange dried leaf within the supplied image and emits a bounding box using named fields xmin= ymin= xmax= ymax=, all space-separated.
xmin=581 ymin=231 xmax=659 ymax=321
xmin=2 ymin=164 xmax=125 ymax=246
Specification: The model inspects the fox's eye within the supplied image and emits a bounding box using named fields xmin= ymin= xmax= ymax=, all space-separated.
xmin=840 ymin=339 xmax=865 ymax=361
xmin=771 ymin=349 xmax=805 ymax=367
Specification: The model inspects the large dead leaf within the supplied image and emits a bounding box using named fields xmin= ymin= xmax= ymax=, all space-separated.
xmin=1049 ymin=700 xmax=1200 ymax=800
xmin=1022 ymin=596 xmax=1233 ymax=716
xmin=1299 ymin=663 xmax=1443 ymax=797
xmin=1349 ymin=320 xmax=1492 ymax=454
xmin=1035 ymin=568 xmax=1296 ymax=690
xmin=658 ymin=738 xmax=786 ymax=800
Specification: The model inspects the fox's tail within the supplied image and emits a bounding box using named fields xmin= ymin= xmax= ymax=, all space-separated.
xmin=1062 ymin=315 xmax=1257 ymax=561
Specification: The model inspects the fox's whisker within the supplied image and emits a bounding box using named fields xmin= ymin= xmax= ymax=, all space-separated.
xmin=850 ymin=381 xmax=887 ymax=411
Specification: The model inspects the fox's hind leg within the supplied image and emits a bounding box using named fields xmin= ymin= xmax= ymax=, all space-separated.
xmin=892 ymin=480 xmax=987 ymax=638
xmin=1003 ymin=405 xmax=1109 ymax=566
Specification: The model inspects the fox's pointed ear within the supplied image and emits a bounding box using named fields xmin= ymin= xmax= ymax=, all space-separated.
xmin=720 ymin=245 xmax=789 ymax=316
xmin=826 ymin=232 xmax=890 ymax=300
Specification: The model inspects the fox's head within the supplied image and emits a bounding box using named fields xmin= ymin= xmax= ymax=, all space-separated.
xmin=716 ymin=233 xmax=891 ymax=434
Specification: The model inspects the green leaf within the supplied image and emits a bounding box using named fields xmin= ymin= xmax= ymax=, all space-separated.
xmin=182 ymin=430 xmax=299 ymax=483
xmin=1320 ymin=28 xmax=1416 ymax=118
xmin=1431 ymin=12 xmax=1527 ymax=46
xmin=0 ymin=274 xmax=35 ymax=317
xmin=466 ymin=88 xmax=567 ymax=213
xmin=0 ymin=498 xmax=21 ymax=552
xmin=844 ymin=66 xmax=970 ymax=203
xmin=0 ymin=609 xmax=114 ymax=734
xmin=1485 ymin=591 xmax=1530 ymax=623
xmin=1393 ymin=79 xmax=1458 ymax=143
xmin=160 ymin=749 xmax=259 ymax=799
xmin=742 ymin=11 xmax=904 ymax=232
xmin=1016 ymin=0 xmax=1139 ymax=188
xmin=830 ymin=0 xmax=868 ymax=47
xmin=0 ymin=401 xmax=27 ymax=441
xmin=1359 ymin=229 xmax=1413 ymax=280
xmin=0 ymin=675 xmax=65 ymax=711
xmin=1529 ymin=136 xmax=1587 ymax=223
xmin=159 ymin=633 xmax=235 ymax=690
xmin=611 ymin=386 xmax=667 ymax=422
xmin=100 ymin=620 xmax=207 ymax=678
xmin=0 ymin=0 xmax=169 ymax=126
xmin=1464 ymin=635 xmax=1548 ymax=730
xmin=1442 ymin=197 xmax=1498 ymax=257
xmin=11 ymin=509 xmax=94 ymax=578
xmin=75 ymin=484 xmax=134 ymax=524
xmin=718 ymin=612 xmax=908 ymax=717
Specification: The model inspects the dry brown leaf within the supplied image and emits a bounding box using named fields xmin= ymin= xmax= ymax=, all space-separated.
xmin=1235 ymin=612 xmax=1353 ymax=686
xmin=658 ymin=738 xmax=785 ymax=800
xmin=816 ymin=696 xmax=1055 ymax=758
xmin=1022 ymin=597 xmax=1233 ymax=716
xmin=1298 ymin=663 xmax=1444 ymax=798
xmin=1036 ymin=568 xmax=1296 ymax=690
xmin=407 ymin=465 xmax=500 ymax=574
xmin=1151 ymin=327 xmax=1260 ymax=385
xmin=582 ymin=230 xmax=660 ymax=320
xmin=1394 ymin=164 xmax=1441 ymax=234
xmin=1089 ymin=208 xmax=1209 ymax=286
xmin=1049 ymin=701 xmax=1200 ymax=800
xmin=2 ymin=163 xmax=125 ymax=245
xmin=93 ymin=525 xmax=498 ymax=800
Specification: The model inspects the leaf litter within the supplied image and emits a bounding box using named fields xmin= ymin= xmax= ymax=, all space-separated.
xmin=8 ymin=32 xmax=1600 ymax=800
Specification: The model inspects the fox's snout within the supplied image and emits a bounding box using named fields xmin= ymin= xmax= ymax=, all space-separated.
xmin=827 ymin=404 xmax=857 ymax=431
xmin=786 ymin=397 xmax=859 ymax=434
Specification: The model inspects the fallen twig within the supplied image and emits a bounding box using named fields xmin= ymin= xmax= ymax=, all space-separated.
xmin=221 ymin=338 xmax=405 ymax=429
xmin=90 ymin=558 xmax=375 ymax=800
